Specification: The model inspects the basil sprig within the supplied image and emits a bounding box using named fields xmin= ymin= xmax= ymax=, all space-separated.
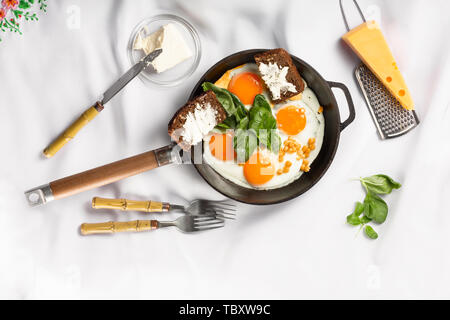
xmin=360 ymin=174 xmax=401 ymax=194
xmin=346 ymin=174 xmax=401 ymax=240
xmin=202 ymin=82 xmax=280 ymax=161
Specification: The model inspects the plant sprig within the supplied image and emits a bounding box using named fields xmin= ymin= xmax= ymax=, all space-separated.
xmin=346 ymin=174 xmax=401 ymax=240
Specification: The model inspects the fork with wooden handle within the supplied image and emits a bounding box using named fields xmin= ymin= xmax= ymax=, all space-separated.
xmin=81 ymin=216 xmax=225 ymax=235
xmin=92 ymin=197 xmax=236 ymax=219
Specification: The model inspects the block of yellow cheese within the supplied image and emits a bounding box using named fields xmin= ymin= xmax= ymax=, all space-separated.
xmin=342 ymin=21 xmax=414 ymax=110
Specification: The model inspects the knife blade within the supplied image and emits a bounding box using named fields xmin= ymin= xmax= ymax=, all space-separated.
xmin=102 ymin=48 xmax=162 ymax=104
xmin=42 ymin=48 xmax=162 ymax=158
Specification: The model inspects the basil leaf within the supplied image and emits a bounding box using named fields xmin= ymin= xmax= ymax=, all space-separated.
xmin=360 ymin=215 xmax=372 ymax=224
xmin=360 ymin=174 xmax=402 ymax=195
xmin=247 ymin=95 xmax=279 ymax=152
xmin=202 ymin=82 xmax=237 ymax=117
xmin=234 ymin=128 xmax=257 ymax=163
xmin=215 ymin=116 xmax=237 ymax=131
xmin=230 ymin=92 xmax=248 ymax=121
xmin=268 ymin=131 xmax=281 ymax=153
xmin=364 ymin=225 xmax=378 ymax=239
xmin=346 ymin=202 xmax=365 ymax=226
xmin=253 ymin=94 xmax=272 ymax=112
xmin=249 ymin=108 xmax=276 ymax=132
xmin=363 ymin=191 xmax=388 ymax=223
xmin=346 ymin=214 xmax=361 ymax=226
xmin=354 ymin=201 xmax=364 ymax=216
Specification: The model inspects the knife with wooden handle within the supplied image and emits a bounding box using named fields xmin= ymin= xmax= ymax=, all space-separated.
xmin=42 ymin=49 xmax=162 ymax=158
xmin=25 ymin=144 xmax=179 ymax=206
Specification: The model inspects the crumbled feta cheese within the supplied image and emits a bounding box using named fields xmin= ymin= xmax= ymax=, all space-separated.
xmin=258 ymin=62 xmax=297 ymax=100
xmin=182 ymin=103 xmax=218 ymax=146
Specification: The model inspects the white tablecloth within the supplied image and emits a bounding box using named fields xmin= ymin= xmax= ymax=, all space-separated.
xmin=1 ymin=0 xmax=449 ymax=299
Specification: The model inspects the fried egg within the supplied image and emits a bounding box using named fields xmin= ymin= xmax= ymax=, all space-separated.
xmin=214 ymin=63 xmax=271 ymax=108
xmin=202 ymin=66 xmax=325 ymax=190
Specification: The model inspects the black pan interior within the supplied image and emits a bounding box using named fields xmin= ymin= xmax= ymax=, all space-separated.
xmin=189 ymin=49 xmax=342 ymax=205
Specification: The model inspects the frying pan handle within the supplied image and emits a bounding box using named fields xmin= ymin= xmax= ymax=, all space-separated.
xmin=328 ymin=81 xmax=356 ymax=132
xmin=25 ymin=144 xmax=179 ymax=206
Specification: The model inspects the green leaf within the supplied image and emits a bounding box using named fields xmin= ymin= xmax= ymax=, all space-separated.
xmin=364 ymin=225 xmax=378 ymax=239
xmin=19 ymin=0 xmax=31 ymax=9
xmin=252 ymin=94 xmax=272 ymax=112
xmin=202 ymin=82 xmax=237 ymax=117
xmin=360 ymin=174 xmax=401 ymax=195
xmin=230 ymin=92 xmax=247 ymax=121
xmin=13 ymin=10 xmax=23 ymax=19
xmin=363 ymin=191 xmax=388 ymax=223
xmin=360 ymin=215 xmax=372 ymax=224
xmin=354 ymin=201 xmax=364 ymax=216
xmin=346 ymin=202 xmax=364 ymax=226
xmin=247 ymin=94 xmax=279 ymax=153
xmin=215 ymin=116 xmax=237 ymax=131
xmin=234 ymin=128 xmax=257 ymax=163
xmin=347 ymin=214 xmax=361 ymax=226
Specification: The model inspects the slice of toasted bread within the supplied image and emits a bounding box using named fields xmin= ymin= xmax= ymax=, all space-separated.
xmin=168 ymin=90 xmax=226 ymax=150
xmin=254 ymin=48 xmax=304 ymax=103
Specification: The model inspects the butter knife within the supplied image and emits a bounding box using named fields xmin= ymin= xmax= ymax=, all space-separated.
xmin=43 ymin=48 xmax=162 ymax=158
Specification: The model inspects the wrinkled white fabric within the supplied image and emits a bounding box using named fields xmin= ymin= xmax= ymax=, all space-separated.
xmin=0 ymin=0 xmax=449 ymax=299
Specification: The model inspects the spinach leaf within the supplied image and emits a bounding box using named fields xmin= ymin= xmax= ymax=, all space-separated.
xmin=215 ymin=117 xmax=237 ymax=131
xmin=347 ymin=215 xmax=361 ymax=226
xmin=230 ymin=92 xmax=248 ymax=121
xmin=363 ymin=191 xmax=388 ymax=223
xmin=253 ymin=94 xmax=272 ymax=112
xmin=346 ymin=201 xmax=364 ymax=226
xmin=364 ymin=225 xmax=378 ymax=239
xmin=248 ymin=94 xmax=280 ymax=153
xmin=249 ymin=108 xmax=276 ymax=132
xmin=267 ymin=131 xmax=281 ymax=153
xmin=201 ymin=86 xmax=280 ymax=158
xmin=360 ymin=215 xmax=372 ymax=224
xmin=202 ymin=82 xmax=236 ymax=116
xmin=202 ymin=82 xmax=248 ymax=131
xmin=234 ymin=128 xmax=257 ymax=163
xmin=360 ymin=174 xmax=401 ymax=195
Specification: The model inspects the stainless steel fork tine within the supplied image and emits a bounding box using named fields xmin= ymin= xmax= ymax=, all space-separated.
xmin=212 ymin=212 xmax=236 ymax=219
xmin=208 ymin=208 xmax=236 ymax=216
xmin=195 ymin=222 xmax=225 ymax=230
xmin=211 ymin=206 xmax=236 ymax=212
xmin=208 ymin=202 xmax=236 ymax=208
xmin=194 ymin=225 xmax=224 ymax=232
xmin=194 ymin=219 xmax=225 ymax=226
xmin=215 ymin=214 xmax=235 ymax=220
xmin=193 ymin=216 xmax=217 ymax=221
xmin=205 ymin=204 xmax=236 ymax=211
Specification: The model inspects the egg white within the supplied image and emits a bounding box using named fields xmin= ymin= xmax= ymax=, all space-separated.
xmin=203 ymin=67 xmax=325 ymax=190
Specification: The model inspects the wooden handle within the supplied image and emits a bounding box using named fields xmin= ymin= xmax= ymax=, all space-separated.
xmin=92 ymin=197 xmax=167 ymax=212
xmin=43 ymin=102 xmax=104 ymax=158
xmin=81 ymin=220 xmax=158 ymax=235
xmin=49 ymin=150 xmax=160 ymax=200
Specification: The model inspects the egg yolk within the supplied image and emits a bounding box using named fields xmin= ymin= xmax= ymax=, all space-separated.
xmin=243 ymin=151 xmax=275 ymax=186
xmin=227 ymin=72 xmax=263 ymax=105
xmin=276 ymin=105 xmax=306 ymax=135
xmin=209 ymin=133 xmax=236 ymax=161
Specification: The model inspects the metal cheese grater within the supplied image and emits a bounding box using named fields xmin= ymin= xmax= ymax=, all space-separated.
xmin=355 ymin=64 xmax=419 ymax=139
xmin=340 ymin=0 xmax=419 ymax=139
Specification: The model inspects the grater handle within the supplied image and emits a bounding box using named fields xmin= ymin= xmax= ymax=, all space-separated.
xmin=328 ymin=81 xmax=356 ymax=132
xmin=339 ymin=0 xmax=366 ymax=32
